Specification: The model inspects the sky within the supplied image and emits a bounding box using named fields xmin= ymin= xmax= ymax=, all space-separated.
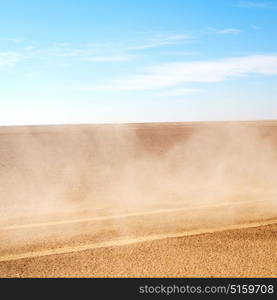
xmin=0 ymin=0 xmax=277 ymax=125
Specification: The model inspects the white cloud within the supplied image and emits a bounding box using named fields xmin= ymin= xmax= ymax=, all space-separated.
xmin=53 ymin=42 xmax=72 ymax=48
xmin=88 ymin=54 xmax=277 ymax=91
xmin=61 ymin=49 xmax=94 ymax=57
xmin=236 ymin=1 xmax=277 ymax=9
xmin=0 ymin=33 xmax=191 ymax=69
xmin=126 ymin=34 xmax=192 ymax=51
xmin=24 ymin=45 xmax=35 ymax=51
xmin=163 ymin=34 xmax=190 ymax=41
xmin=214 ymin=28 xmax=243 ymax=34
xmin=49 ymin=33 xmax=191 ymax=60
xmin=0 ymin=52 xmax=24 ymax=67
xmin=9 ymin=38 xmax=25 ymax=44
xmin=86 ymin=54 xmax=138 ymax=62
xmin=165 ymin=51 xmax=201 ymax=56
xmin=155 ymin=88 xmax=201 ymax=97
xmin=250 ymin=24 xmax=261 ymax=30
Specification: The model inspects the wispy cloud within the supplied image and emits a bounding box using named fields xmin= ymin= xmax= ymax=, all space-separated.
xmin=155 ymin=88 xmax=201 ymax=97
xmin=86 ymin=54 xmax=138 ymax=62
xmin=85 ymin=55 xmax=277 ymax=91
xmin=250 ymin=24 xmax=261 ymax=30
xmin=60 ymin=48 xmax=96 ymax=57
xmin=165 ymin=51 xmax=201 ymax=57
xmin=0 ymin=52 xmax=24 ymax=67
xmin=236 ymin=1 xmax=277 ymax=9
xmin=51 ymin=33 xmax=191 ymax=59
xmin=126 ymin=33 xmax=192 ymax=51
xmin=7 ymin=32 xmax=190 ymax=66
xmin=9 ymin=37 xmax=25 ymax=44
xmin=214 ymin=28 xmax=243 ymax=34
xmin=53 ymin=47 xmax=138 ymax=62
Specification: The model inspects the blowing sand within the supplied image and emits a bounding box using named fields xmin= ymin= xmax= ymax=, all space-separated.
xmin=0 ymin=121 xmax=276 ymax=277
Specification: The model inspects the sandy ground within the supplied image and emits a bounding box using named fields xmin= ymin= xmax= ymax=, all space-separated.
xmin=0 ymin=222 xmax=276 ymax=277
xmin=0 ymin=121 xmax=277 ymax=277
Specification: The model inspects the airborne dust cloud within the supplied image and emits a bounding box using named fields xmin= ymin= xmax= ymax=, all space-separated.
xmin=0 ymin=121 xmax=277 ymax=248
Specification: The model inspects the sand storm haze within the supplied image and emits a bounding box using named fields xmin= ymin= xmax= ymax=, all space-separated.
xmin=0 ymin=121 xmax=276 ymax=277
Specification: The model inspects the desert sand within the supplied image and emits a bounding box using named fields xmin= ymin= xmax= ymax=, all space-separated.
xmin=0 ymin=222 xmax=276 ymax=278
xmin=0 ymin=121 xmax=276 ymax=277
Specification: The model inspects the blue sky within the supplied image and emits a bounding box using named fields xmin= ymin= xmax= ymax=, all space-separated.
xmin=1 ymin=0 xmax=277 ymax=125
